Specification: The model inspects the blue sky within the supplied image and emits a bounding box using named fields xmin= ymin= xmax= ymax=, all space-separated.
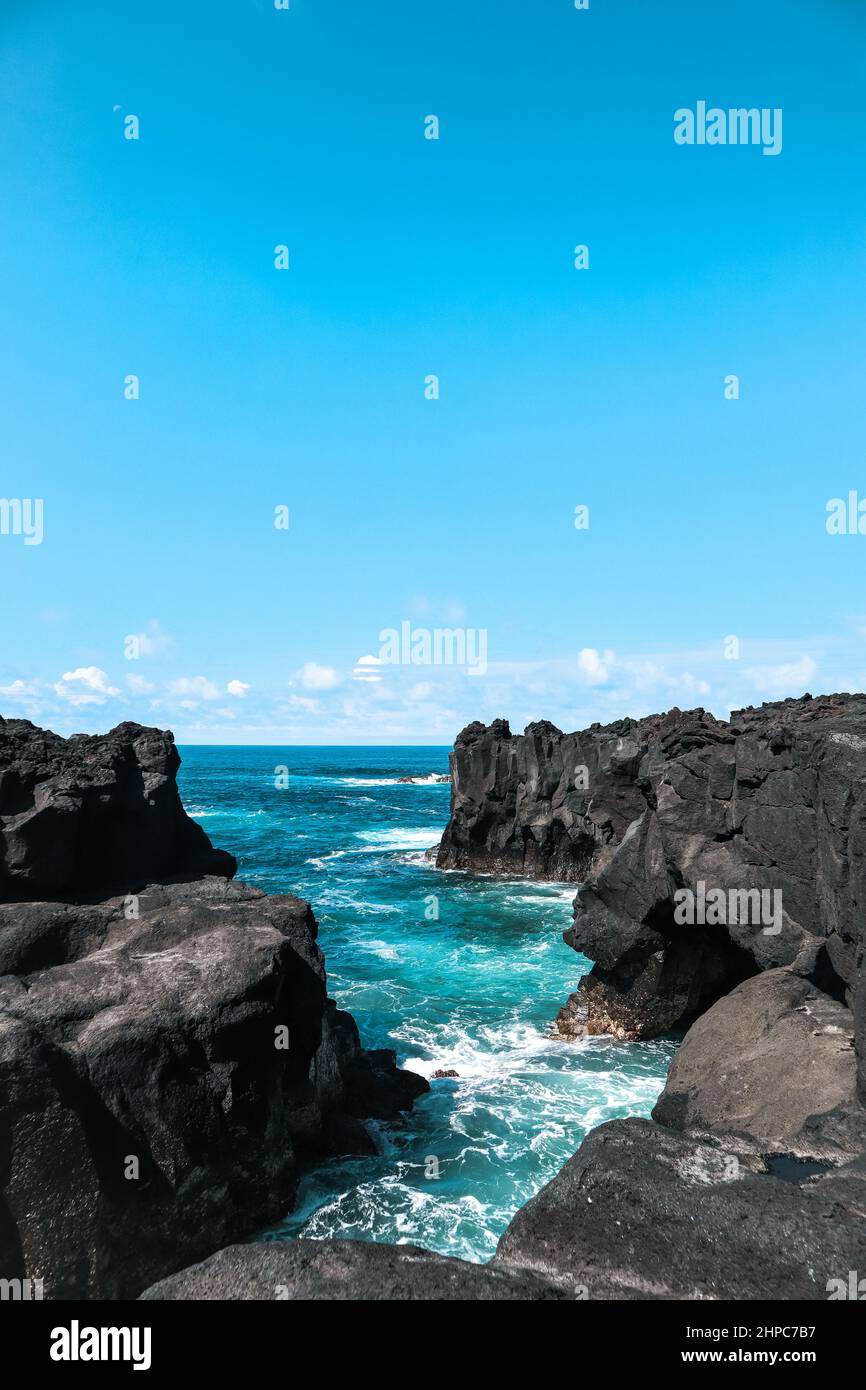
xmin=1 ymin=0 xmax=865 ymax=743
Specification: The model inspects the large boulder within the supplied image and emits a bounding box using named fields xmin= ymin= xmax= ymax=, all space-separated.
xmin=0 ymin=877 xmax=427 ymax=1300
xmin=493 ymin=1117 xmax=866 ymax=1300
xmin=0 ymin=718 xmax=428 ymax=1300
xmin=653 ymin=967 xmax=866 ymax=1160
xmin=0 ymin=719 xmax=236 ymax=902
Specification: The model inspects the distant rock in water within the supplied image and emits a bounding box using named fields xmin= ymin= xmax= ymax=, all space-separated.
xmin=0 ymin=718 xmax=427 ymax=1299
xmin=431 ymin=1068 xmax=460 ymax=1078
xmin=397 ymin=773 xmax=451 ymax=784
xmin=0 ymin=718 xmax=235 ymax=902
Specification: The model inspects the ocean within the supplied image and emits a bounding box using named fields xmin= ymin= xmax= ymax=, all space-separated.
xmin=178 ymin=745 xmax=677 ymax=1263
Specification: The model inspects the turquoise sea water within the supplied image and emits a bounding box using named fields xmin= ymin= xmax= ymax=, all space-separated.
xmin=178 ymin=745 xmax=677 ymax=1263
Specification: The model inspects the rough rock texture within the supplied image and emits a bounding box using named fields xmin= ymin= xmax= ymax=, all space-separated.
xmin=0 ymin=878 xmax=427 ymax=1300
xmin=493 ymin=1117 xmax=866 ymax=1300
xmin=438 ymin=697 xmax=866 ymax=1054
xmin=140 ymin=1238 xmax=569 ymax=1301
xmin=0 ymin=719 xmax=236 ymax=902
xmin=437 ymin=716 xmax=649 ymax=881
xmin=653 ymin=966 xmax=866 ymax=1161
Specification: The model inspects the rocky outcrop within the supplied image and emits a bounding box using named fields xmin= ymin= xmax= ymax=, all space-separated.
xmin=653 ymin=966 xmax=866 ymax=1162
xmin=436 ymin=716 xmax=650 ymax=880
xmin=498 ymin=961 xmax=866 ymax=1298
xmin=0 ymin=721 xmax=427 ymax=1300
xmin=140 ymin=1238 xmax=569 ymax=1301
xmin=0 ymin=879 xmax=426 ymax=1299
xmin=493 ymin=1117 xmax=866 ymax=1300
xmin=438 ymin=697 xmax=866 ymax=1056
xmin=0 ymin=719 xmax=236 ymax=902
xmin=142 ymin=910 xmax=866 ymax=1306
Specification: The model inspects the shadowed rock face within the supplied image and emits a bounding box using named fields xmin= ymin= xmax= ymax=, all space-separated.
xmin=437 ymin=697 xmax=866 ymax=1062
xmin=436 ymin=716 xmax=651 ymax=881
xmin=0 ymin=719 xmax=236 ymax=902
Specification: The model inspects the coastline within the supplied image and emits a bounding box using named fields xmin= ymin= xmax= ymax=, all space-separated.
xmin=3 ymin=701 xmax=865 ymax=1302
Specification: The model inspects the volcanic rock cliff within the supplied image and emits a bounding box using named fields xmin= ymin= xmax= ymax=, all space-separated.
xmin=437 ymin=696 xmax=866 ymax=1075
xmin=0 ymin=719 xmax=426 ymax=1299
xmin=0 ymin=718 xmax=236 ymax=901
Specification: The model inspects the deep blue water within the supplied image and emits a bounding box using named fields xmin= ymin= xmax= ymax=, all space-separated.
xmin=178 ymin=745 xmax=677 ymax=1263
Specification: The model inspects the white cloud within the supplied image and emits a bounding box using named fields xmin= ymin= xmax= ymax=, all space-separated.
xmin=0 ymin=679 xmax=38 ymax=700
xmin=168 ymin=676 xmax=221 ymax=701
xmin=576 ymin=647 xmax=613 ymax=685
xmin=127 ymin=674 xmax=155 ymax=693
xmin=0 ymin=681 xmax=37 ymax=700
xmin=287 ymin=695 xmax=319 ymax=712
xmin=679 ymin=672 xmax=712 ymax=696
xmin=746 ymin=656 xmax=818 ymax=697
xmin=296 ymin=661 xmax=340 ymax=690
xmin=53 ymin=667 xmax=120 ymax=706
xmin=37 ymin=630 xmax=857 ymax=744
